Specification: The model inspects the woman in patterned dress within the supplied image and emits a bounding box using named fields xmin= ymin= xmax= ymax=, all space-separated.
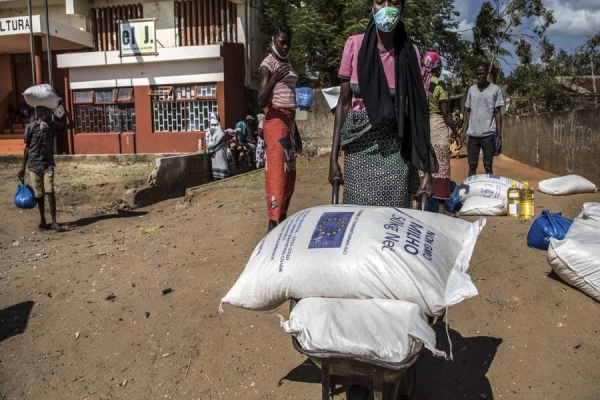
xmin=329 ymin=0 xmax=437 ymax=208
xmin=421 ymin=51 xmax=460 ymax=213
xmin=258 ymin=21 xmax=302 ymax=233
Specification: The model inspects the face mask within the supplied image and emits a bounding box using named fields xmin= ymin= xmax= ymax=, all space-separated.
xmin=272 ymin=38 xmax=291 ymax=59
xmin=373 ymin=6 xmax=401 ymax=33
xmin=209 ymin=127 xmax=217 ymax=134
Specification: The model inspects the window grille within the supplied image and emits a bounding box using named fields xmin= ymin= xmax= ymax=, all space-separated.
xmin=150 ymin=84 xmax=218 ymax=132
xmin=73 ymin=88 xmax=136 ymax=133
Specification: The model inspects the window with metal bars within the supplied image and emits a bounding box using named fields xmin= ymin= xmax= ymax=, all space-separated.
xmin=150 ymin=85 xmax=218 ymax=132
xmin=73 ymin=88 xmax=136 ymax=133
xmin=174 ymin=0 xmax=237 ymax=46
xmin=91 ymin=4 xmax=144 ymax=51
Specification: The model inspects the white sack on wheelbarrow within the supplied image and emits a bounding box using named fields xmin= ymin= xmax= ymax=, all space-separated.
xmin=548 ymin=202 xmax=600 ymax=302
xmin=538 ymin=175 xmax=597 ymax=196
xmin=282 ymin=298 xmax=446 ymax=363
xmin=221 ymin=205 xmax=485 ymax=316
xmin=452 ymin=174 xmax=522 ymax=202
xmin=459 ymin=196 xmax=506 ymax=216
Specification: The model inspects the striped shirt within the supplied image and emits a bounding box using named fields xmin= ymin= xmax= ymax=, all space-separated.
xmin=260 ymin=54 xmax=298 ymax=110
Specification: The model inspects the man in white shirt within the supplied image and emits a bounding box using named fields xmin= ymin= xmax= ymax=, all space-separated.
xmin=463 ymin=62 xmax=505 ymax=176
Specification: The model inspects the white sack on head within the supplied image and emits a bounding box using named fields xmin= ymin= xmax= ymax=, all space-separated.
xmin=23 ymin=84 xmax=61 ymax=110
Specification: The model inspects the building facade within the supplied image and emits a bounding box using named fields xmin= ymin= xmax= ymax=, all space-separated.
xmin=0 ymin=0 xmax=264 ymax=155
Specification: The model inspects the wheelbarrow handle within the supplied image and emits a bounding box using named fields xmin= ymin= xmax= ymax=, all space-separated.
xmin=332 ymin=179 xmax=341 ymax=205
xmin=417 ymin=192 xmax=429 ymax=212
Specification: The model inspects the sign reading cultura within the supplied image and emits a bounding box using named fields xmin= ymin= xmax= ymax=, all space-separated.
xmin=119 ymin=18 xmax=157 ymax=57
xmin=0 ymin=16 xmax=36 ymax=35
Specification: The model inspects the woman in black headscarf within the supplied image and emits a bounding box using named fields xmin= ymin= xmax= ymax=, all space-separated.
xmin=329 ymin=0 xmax=437 ymax=208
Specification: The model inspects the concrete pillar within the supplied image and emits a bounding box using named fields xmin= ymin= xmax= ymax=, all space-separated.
xmin=33 ymin=36 xmax=44 ymax=85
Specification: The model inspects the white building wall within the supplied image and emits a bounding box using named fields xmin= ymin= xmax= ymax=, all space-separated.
xmin=0 ymin=4 xmax=87 ymax=31
xmin=0 ymin=0 xmax=261 ymax=89
xmin=68 ymin=59 xmax=224 ymax=89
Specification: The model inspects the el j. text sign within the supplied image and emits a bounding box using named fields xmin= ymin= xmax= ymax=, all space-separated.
xmin=119 ymin=19 xmax=157 ymax=56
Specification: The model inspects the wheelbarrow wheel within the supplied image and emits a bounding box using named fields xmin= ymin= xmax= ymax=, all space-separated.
xmin=397 ymin=365 xmax=416 ymax=400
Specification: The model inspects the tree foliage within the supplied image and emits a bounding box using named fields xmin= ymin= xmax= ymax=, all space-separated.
xmin=470 ymin=0 xmax=555 ymax=83
xmin=505 ymin=32 xmax=600 ymax=115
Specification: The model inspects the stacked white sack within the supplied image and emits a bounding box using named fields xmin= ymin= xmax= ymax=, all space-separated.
xmin=221 ymin=205 xmax=484 ymax=317
xmin=282 ymin=298 xmax=446 ymax=363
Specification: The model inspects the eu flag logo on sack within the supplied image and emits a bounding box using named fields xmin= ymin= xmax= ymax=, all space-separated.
xmin=308 ymin=212 xmax=354 ymax=249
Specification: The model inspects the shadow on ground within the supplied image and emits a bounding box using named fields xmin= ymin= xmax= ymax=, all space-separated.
xmin=64 ymin=210 xmax=148 ymax=228
xmin=0 ymin=301 xmax=34 ymax=343
xmin=278 ymin=324 xmax=502 ymax=400
xmin=414 ymin=323 xmax=502 ymax=399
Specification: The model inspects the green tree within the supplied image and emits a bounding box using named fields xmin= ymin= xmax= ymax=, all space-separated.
xmin=505 ymin=38 xmax=575 ymax=115
xmin=470 ymin=0 xmax=555 ymax=83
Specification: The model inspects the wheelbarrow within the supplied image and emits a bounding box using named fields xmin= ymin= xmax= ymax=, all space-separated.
xmin=288 ymin=180 xmax=436 ymax=400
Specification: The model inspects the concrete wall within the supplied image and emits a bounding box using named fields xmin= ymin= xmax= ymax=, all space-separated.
xmin=296 ymin=89 xmax=335 ymax=153
xmin=147 ymin=153 xmax=212 ymax=187
xmin=504 ymin=109 xmax=600 ymax=185
xmin=126 ymin=152 xmax=252 ymax=207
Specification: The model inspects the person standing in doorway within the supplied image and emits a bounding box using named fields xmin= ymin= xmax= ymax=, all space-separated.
xmin=258 ymin=21 xmax=302 ymax=233
xmin=463 ymin=62 xmax=504 ymax=176
xmin=18 ymin=103 xmax=74 ymax=232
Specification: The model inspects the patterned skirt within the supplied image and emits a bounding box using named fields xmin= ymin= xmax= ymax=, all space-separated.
xmin=341 ymin=110 xmax=419 ymax=208
xmin=426 ymin=113 xmax=451 ymax=199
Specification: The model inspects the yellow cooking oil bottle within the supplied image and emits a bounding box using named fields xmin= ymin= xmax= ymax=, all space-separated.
xmin=519 ymin=181 xmax=535 ymax=220
xmin=507 ymin=182 xmax=520 ymax=217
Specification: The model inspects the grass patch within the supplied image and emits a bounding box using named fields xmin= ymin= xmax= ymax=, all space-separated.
xmin=56 ymin=163 xmax=154 ymax=192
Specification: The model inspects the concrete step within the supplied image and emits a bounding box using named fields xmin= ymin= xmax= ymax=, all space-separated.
xmin=0 ymin=138 xmax=26 ymax=155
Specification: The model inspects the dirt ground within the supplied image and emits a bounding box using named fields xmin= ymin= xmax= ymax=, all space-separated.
xmin=0 ymin=154 xmax=599 ymax=400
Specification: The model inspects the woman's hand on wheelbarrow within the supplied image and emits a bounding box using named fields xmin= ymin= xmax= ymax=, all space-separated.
xmin=417 ymin=173 xmax=435 ymax=197
xmin=328 ymin=161 xmax=344 ymax=185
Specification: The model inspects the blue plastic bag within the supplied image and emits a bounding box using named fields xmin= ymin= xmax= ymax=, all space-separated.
xmin=296 ymin=87 xmax=312 ymax=108
xmin=444 ymin=181 xmax=462 ymax=213
xmin=527 ymin=210 xmax=573 ymax=250
xmin=445 ymin=196 xmax=462 ymax=213
xmin=14 ymin=177 xmax=37 ymax=209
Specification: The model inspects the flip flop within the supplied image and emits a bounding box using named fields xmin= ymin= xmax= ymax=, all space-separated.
xmin=52 ymin=223 xmax=64 ymax=232
xmin=38 ymin=222 xmax=47 ymax=231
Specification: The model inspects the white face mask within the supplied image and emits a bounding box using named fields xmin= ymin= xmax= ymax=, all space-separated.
xmin=272 ymin=37 xmax=291 ymax=59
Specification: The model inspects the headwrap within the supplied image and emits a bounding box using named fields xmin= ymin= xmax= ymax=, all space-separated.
xmin=357 ymin=20 xmax=438 ymax=173
xmin=256 ymin=113 xmax=265 ymax=131
xmin=235 ymin=121 xmax=248 ymax=143
xmin=209 ymin=112 xmax=220 ymax=127
xmin=207 ymin=112 xmax=225 ymax=153
xmin=421 ymin=51 xmax=442 ymax=94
